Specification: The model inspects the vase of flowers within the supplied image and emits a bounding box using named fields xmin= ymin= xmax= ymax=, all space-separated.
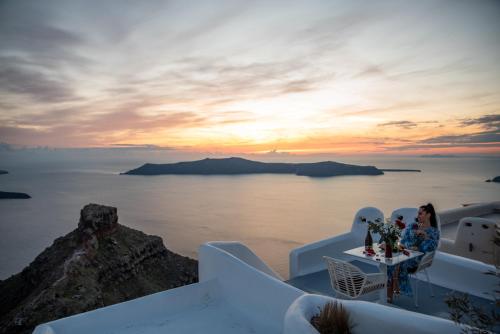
xmin=367 ymin=218 xmax=405 ymax=258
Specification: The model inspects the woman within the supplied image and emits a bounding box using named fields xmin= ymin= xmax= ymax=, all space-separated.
xmin=387 ymin=203 xmax=440 ymax=303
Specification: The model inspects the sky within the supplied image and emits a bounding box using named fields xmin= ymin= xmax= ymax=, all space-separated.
xmin=0 ymin=0 xmax=499 ymax=155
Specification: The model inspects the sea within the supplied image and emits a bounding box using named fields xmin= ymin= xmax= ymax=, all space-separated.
xmin=0 ymin=153 xmax=499 ymax=280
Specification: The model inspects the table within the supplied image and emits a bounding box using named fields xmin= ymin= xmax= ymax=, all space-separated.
xmin=344 ymin=243 xmax=423 ymax=303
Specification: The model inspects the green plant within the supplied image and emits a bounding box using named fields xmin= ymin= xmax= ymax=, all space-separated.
xmin=310 ymin=301 xmax=354 ymax=334
xmin=367 ymin=219 xmax=404 ymax=245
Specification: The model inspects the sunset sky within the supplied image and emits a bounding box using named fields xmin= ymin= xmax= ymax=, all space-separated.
xmin=0 ymin=0 xmax=499 ymax=155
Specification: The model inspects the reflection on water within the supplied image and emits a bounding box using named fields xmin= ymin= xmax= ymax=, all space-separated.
xmin=0 ymin=156 xmax=499 ymax=279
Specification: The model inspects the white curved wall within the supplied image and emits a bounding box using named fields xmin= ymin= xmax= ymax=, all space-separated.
xmin=199 ymin=242 xmax=304 ymax=333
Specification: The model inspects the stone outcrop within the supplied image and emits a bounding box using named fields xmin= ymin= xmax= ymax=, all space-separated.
xmin=0 ymin=204 xmax=198 ymax=334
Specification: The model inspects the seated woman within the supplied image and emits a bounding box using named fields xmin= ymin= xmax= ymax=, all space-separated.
xmin=387 ymin=203 xmax=440 ymax=303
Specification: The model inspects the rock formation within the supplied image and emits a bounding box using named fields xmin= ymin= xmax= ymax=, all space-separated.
xmin=0 ymin=204 xmax=198 ymax=334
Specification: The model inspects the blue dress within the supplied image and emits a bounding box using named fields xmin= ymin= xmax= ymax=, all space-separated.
xmin=387 ymin=223 xmax=440 ymax=296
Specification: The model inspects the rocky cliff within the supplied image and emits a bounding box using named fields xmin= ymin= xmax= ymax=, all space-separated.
xmin=0 ymin=204 xmax=198 ymax=334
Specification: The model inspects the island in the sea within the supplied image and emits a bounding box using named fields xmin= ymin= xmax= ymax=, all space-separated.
xmin=0 ymin=171 xmax=31 ymax=199
xmin=485 ymin=176 xmax=500 ymax=183
xmin=420 ymin=154 xmax=457 ymax=158
xmin=123 ymin=157 xmax=384 ymax=177
xmin=0 ymin=191 xmax=31 ymax=199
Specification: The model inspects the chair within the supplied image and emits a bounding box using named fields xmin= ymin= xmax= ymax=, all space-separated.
xmin=409 ymin=251 xmax=435 ymax=307
xmin=351 ymin=207 xmax=384 ymax=245
xmin=323 ymin=256 xmax=385 ymax=301
xmin=439 ymin=217 xmax=497 ymax=265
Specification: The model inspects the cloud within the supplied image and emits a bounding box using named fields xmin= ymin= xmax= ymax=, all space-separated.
xmin=0 ymin=109 xmax=208 ymax=147
xmin=9 ymin=107 xmax=86 ymax=127
xmin=385 ymin=142 xmax=500 ymax=151
xmin=460 ymin=114 xmax=500 ymax=130
xmin=355 ymin=64 xmax=387 ymax=78
xmin=378 ymin=120 xmax=417 ymax=129
xmin=340 ymin=101 xmax=428 ymax=116
xmin=384 ymin=126 xmax=500 ymax=151
xmin=209 ymin=110 xmax=255 ymax=125
xmin=0 ymin=61 xmax=78 ymax=102
xmin=0 ymin=23 xmax=85 ymax=56
xmin=0 ymin=6 xmax=90 ymax=69
xmin=168 ymin=3 xmax=247 ymax=45
xmin=79 ymin=110 xmax=206 ymax=133
xmin=120 ymin=57 xmax=328 ymax=108
xmin=420 ymin=132 xmax=500 ymax=145
xmin=0 ymin=3 xmax=91 ymax=104
xmin=289 ymin=3 xmax=385 ymax=57
xmin=416 ymin=114 xmax=500 ymax=148
xmin=107 ymin=144 xmax=174 ymax=150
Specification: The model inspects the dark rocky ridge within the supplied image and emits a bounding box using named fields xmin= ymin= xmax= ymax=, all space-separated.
xmin=0 ymin=191 xmax=31 ymax=199
xmin=0 ymin=170 xmax=7 ymax=175
xmin=0 ymin=204 xmax=198 ymax=334
xmin=123 ymin=157 xmax=384 ymax=177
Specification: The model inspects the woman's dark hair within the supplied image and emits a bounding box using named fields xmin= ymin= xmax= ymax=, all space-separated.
xmin=420 ymin=203 xmax=438 ymax=228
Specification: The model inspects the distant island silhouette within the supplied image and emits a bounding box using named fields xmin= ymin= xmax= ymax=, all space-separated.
xmin=0 ymin=191 xmax=31 ymax=199
xmin=0 ymin=170 xmax=31 ymax=199
xmin=420 ymin=154 xmax=457 ymax=158
xmin=485 ymin=176 xmax=500 ymax=183
xmin=123 ymin=157 xmax=384 ymax=177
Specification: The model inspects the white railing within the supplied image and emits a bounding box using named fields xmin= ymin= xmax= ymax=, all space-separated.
xmin=439 ymin=201 xmax=500 ymax=226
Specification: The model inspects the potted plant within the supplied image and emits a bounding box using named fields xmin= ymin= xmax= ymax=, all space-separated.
xmin=310 ymin=300 xmax=353 ymax=334
xmin=283 ymin=294 xmax=354 ymax=334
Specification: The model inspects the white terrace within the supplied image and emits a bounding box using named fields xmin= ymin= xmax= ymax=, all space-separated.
xmin=34 ymin=202 xmax=499 ymax=334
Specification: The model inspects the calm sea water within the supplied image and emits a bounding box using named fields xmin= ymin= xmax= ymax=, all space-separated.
xmin=0 ymin=155 xmax=499 ymax=279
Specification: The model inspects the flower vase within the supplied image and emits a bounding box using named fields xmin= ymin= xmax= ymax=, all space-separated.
xmin=385 ymin=240 xmax=393 ymax=258
xmin=392 ymin=242 xmax=399 ymax=254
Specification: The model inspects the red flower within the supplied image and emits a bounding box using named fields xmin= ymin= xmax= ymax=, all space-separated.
xmin=395 ymin=219 xmax=405 ymax=230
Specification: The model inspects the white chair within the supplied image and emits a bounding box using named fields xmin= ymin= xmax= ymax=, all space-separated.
xmin=323 ymin=256 xmax=386 ymax=301
xmin=439 ymin=217 xmax=497 ymax=265
xmin=409 ymin=251 xmax=435 ymax=307
xmin=351 ymin=207 xmax=384 ymax=245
